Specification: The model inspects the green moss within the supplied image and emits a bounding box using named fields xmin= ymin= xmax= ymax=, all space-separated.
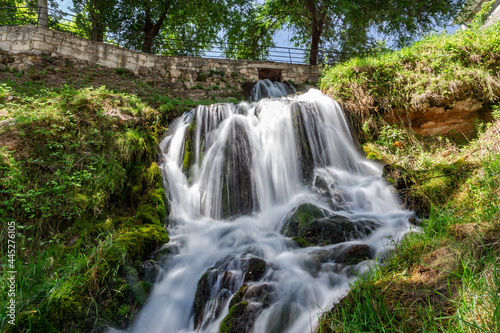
xmin=295 ymin=203 xmax=325 ymax=226
xmin=182 ymin=121 xmax=197 ymax=175
xmin=136 ymin=203 xmax=161 ymax=225
xmin=229 ymin=285 xmax=249 ymax=309
xmin=112 ymin=224 xmax=169 ymax=262
xmin=219 ymin=301 xmax=248 ymax=333
xmin=144 ymin=162 xmax=163 ymax=188
xmin=244 ymin=257 xmax=267 ymax=282
xmin=292 ymin=236 xmax=309 ymax=248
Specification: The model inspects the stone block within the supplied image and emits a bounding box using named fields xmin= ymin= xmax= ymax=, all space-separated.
xmin=0 ymin=41 xmax=12 ymax=51
xmin=32 ymin=41 xmax=53 ymax=52
xmin=11 ymin=42 xmax=30 ymax=52
xmin=61 ymin=46 xmax=79 ymax=57
xmin=98 ymin=59 xmax=118 ymax=68
xmin=124 ymin=62 xmax=137 ymax=72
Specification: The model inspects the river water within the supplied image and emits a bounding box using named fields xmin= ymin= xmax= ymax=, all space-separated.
xmin=126 ymin=82 xmax=413 ymax=333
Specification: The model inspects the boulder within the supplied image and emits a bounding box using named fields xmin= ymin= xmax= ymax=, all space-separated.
xmin=193 ymin=256 xmax=268 ymax=330
xmin=282 ymin=203 xmax=378 ymax=247
xmin=221 ymin=120 xmax=254 ymax=218
xmin=291 ymin=102 xmax=316 ymax=182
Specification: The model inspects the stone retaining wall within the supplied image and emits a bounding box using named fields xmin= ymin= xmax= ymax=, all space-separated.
xmin=0 ymin=25 xmax=319 ymax=85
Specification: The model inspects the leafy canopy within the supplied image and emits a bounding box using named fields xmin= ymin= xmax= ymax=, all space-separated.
xmin=233 ymin=0 xmax=467 ymax=64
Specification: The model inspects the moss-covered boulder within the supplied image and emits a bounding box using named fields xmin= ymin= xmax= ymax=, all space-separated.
xmin=282 ymin=203 xmax=378 ymax=246
xmin=182 ymin=120 xmax=197 ymax=180
xmin=193 ymin=256 xmax=269 ymax=330
xmin=244 ymin=257 xmax=267 ymax=282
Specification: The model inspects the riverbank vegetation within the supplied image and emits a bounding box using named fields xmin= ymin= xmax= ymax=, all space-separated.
xmin=318 ymin=13 xmax=500 ymax=333
xmin=1 ymin=6 xmax=499 ymax=333
xmin=0 ymin=66 xmax=234 ymax=331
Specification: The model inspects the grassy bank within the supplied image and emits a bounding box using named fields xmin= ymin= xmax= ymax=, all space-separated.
xmin=318 ymin=13 xmax=500 ymax=333
xmin=0 ymin=64 xmax=236 ymax=332
xmin=320 ymin=12 xmax=500 ymax=141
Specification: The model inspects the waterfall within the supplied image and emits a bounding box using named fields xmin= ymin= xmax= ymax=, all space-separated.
xmin=127 ymin=83 xmax=413 ymax=333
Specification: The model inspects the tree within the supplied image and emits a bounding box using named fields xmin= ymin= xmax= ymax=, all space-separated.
xmin=114 ymin=0 xmax=253 ymax=55
xmin=72 ymin=0 xmax=117 ymax=42
xmin=239 ymin=0 xmax=467 ymax=65
xmin=0 ymin=0 xmax=58 ymax=26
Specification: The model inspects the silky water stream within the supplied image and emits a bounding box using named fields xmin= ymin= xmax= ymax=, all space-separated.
xmin=125 ymin=81 xmax=414 ymax=333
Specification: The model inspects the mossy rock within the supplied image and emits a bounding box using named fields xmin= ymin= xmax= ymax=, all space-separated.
xmin=281 ymin=203 xmax=326 ymax=237
xmin=382 ymin=164 xmax=431 ymax=218
xmin=106 ymin=224 xmax=169 ymax=265
xmin=219 ymin=301 xmax=249 ymax=333
xmin=228 ymin=284 xmax=249 ymax=309
xmin=144 ymin=162 xmax=163 ymax=187
xmin=292 ymin=236 xmax=309 ymax=248
xmin=193 ymin=269 xmax=217 ymax=329
xmin=244 ymin=257 xmax=267 ymax=282
xmin=282 ymin=203 xmax=378 ymax=246
xmin=182 ymin=121 xmax=197 ymax=177
xmin=135 ymin=203 xmax=162 ymax=225
xmin=336 ymin=244 xmax=373 ymax=265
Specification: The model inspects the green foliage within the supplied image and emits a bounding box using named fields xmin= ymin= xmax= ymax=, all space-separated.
xmin=0 ymin=83 xmax=169 ymax=332
xmin=321 ymin=21 xmax=500 ymax=138
xmin=231 ymin=0 xmax=466 ymax=64
xmin=319 ymin=99 xmax=500 ymax=332
xmin=469 ymin=0 xmax=498 ymax=28
xmin=107 ymin=0 xmax=254 ymax=55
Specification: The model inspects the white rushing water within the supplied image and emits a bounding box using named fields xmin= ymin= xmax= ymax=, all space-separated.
xmin=127 ymin=87 xmax=413 ymax=333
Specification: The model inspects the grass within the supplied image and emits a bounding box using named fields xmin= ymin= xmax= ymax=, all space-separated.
xmin=318 ymin=5 xmax=500 ymax=330
xmin=319 ymin=137 xmax=500 ymax=332
xmin=0 ymin=82 xmax=173 ymax=332
xmin=320 ymin=19 xmax=500 ymax=142
xmin=0 ymin=49 xmax=250 ymax=332
xmin=318 ymin=18 xmax=500 ymax=330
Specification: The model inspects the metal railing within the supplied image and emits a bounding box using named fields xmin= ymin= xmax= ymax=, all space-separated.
xmin=0 ymin=6 xmax=362 ymax=65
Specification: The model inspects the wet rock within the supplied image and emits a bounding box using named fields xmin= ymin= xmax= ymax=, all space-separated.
xmin=291 ymin=102 xmax=316 ymax=182
xmin=193 ymin=256 xmax=269 ymax=330
xmin=244 ymin=257 xmax=267 ymax=282
xmin=314 ymin=175 xmax=330 ymax=192
xmin=223 ymin=283 xmax=276 ymax=333
xmin=193 ymin=270 xmax=217 ymax=329
xmin=182 ymin=120 xmax=197 ymax=180
xmin=282 ymin=203 xmax=378 ymax=246
xmin=335 ymin=244 xmax=373 ymax=265
xmin=221 ymin=120 xmax=254 ymax=218
xmin=220 ymin=301 xmax=260 ymax=333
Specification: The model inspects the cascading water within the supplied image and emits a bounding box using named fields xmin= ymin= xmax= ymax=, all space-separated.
xmin=126 ymin=83 xmax=414 ymax=333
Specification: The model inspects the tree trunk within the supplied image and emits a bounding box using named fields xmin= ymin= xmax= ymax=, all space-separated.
xmin=89 ymin=1 xmax=104 ymax=42
xmin=142 ymin=28 xmax=157 ymax=53
xmin=305 ymin=0 xmax=324 ymax=65
xmin=309 ymin=27 xmax=321 ymax=65
xmin=141 ymin=3 xmax=170 ymax=54
xmin=37 ymin=0 xmax=48 ymax=28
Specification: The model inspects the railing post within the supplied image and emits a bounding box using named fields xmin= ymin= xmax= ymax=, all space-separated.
xmin=37 ymin=0 xmax=48 ymax=28
xmin=288 ymin=49 xmax=292 ymax=64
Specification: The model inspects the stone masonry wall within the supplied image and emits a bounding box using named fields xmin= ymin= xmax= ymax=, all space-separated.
xmin=0 ymin=25 xmax=319 ymax=85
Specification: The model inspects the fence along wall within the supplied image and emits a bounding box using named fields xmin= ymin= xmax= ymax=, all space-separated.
xmin=0 ymin=25 xmax=319 ymax=85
